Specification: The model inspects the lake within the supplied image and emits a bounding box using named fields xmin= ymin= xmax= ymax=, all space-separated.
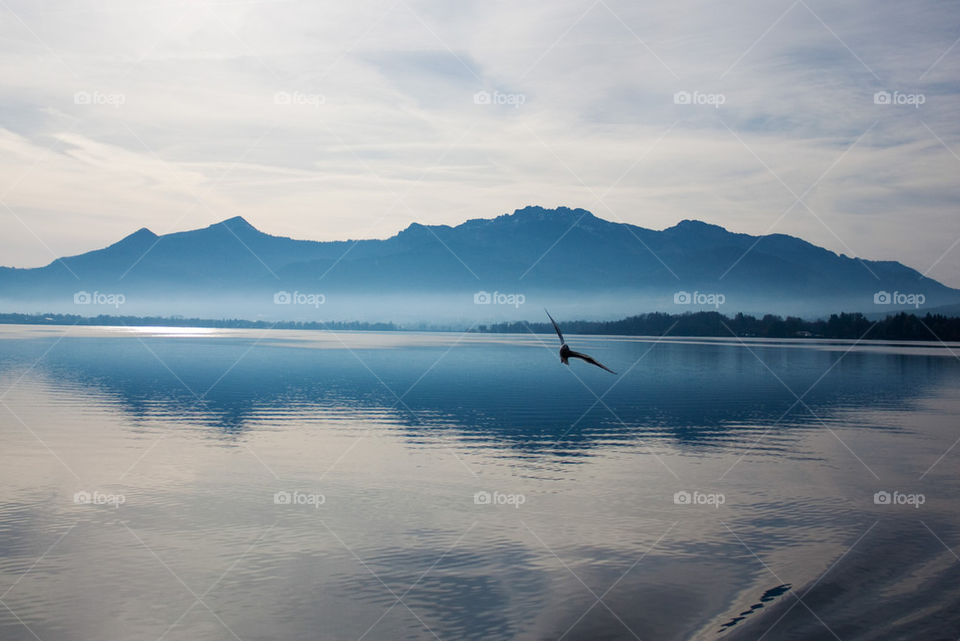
xmin=0 ymin=324 xmax=958 ymax=640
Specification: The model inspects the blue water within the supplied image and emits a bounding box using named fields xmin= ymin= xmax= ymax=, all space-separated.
xmin=0 ymin=325 xmax=958 ymax=640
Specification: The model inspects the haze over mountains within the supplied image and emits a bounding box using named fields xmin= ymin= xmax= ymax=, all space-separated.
xmin=1 ymin=206 xmax=955 ymax=323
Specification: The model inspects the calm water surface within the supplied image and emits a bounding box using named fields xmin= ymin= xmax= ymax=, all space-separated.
xmin=0 ymin=325 xmax=958 ymax=640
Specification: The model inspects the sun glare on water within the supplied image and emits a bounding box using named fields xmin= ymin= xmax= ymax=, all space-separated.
xmin=119 ymin=325 xmax=224 ymax=338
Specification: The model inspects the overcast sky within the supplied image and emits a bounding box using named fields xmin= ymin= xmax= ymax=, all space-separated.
xmin=1 ymin=0 xmax=959 ymax=285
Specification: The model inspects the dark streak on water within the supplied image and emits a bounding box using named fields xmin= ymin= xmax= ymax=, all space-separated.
xmin=718 ymin=583 xmax=791 ymax=632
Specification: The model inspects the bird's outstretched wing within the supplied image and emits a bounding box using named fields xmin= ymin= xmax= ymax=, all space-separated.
xmin=567 ymin=350 xmax=617 ymax=374
xmin=545 ymin=309 xmax=565 ymax=345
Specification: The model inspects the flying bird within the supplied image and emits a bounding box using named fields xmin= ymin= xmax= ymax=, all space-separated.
xmin=545 ymin=309 xmax=616 ymax=374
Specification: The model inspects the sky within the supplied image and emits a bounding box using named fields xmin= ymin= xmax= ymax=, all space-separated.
xmin=1 ymin=0 xmax=959 ymax=285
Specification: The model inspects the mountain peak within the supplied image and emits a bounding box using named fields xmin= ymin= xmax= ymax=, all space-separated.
xmin=450 ymin=206 xmax=602 ymax=237
xmin=511 ymin=205 xmax=594 ymax=220
xmin=216 ymin=216 xmax=257 ymax=231
xmin=399 ymin=221 xmax=439 ymax=234
xmin=669 ymin=219 xmax=728 ymax=232
xmin=111 ymin=226 xmax=157 ymax=247
xmin=127 ymin=227 xmax=158 ymax=240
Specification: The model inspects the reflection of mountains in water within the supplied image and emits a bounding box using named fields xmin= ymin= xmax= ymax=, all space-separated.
xmin=9 ymin=335 xmax=957 ymax=456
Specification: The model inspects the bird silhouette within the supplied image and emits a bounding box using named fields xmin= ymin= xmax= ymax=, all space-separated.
xmin=545 ymin=309 xmax=616 ymax=374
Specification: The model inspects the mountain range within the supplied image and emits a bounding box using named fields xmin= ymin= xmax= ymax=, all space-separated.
xmin=1 ymin=206 xmax=955 ymax=321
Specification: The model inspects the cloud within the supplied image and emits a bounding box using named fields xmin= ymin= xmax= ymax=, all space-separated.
xmin=0 ymin=0 xmax=958 ymax=284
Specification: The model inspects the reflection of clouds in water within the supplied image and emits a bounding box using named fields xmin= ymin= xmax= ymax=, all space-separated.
xmin=1 ymin=331 xmax=959 ymax=640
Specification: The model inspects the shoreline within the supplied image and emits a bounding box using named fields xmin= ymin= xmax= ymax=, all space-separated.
xmin=2 ymin=309 xmax=960 ymax=343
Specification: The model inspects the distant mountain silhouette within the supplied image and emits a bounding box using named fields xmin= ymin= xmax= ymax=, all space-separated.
xmin=1 ymin=206 xmax=956 ymax=315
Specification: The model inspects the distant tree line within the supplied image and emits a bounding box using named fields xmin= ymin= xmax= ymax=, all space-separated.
xmin=0 ymin=313 xmax=397 ymax=332
xmin=476 ymin=311 xmax=960 ymax=342
xmin=1 ymin=311 xmax=959 ymax=341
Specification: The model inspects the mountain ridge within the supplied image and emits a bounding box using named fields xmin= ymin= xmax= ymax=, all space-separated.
xmin=0 ymin=206 xmax=955 ymax=319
